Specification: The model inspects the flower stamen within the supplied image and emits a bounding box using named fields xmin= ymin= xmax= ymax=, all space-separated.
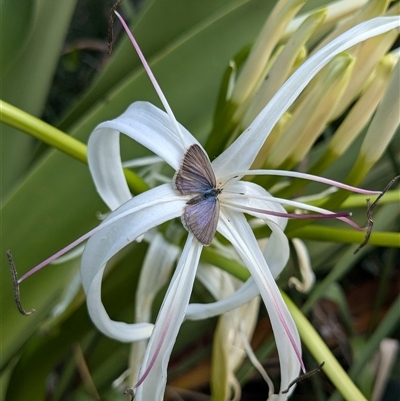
xmin=354 ymin=175 xmax=400 ymax=254
xmin=227 ymin=169 xmax=382 ymax=195
xmin=124 ymin=388 xmax=135 ymax=401
xmin=7 ymin=250 xmax=35 ymax=316
xmin=113 ymin=10 xmax=187 ymax=147
xmin=281 ymin=361 xmax=325 ymax=394
xmin=108 ymin=0 xmax=124 ymax=53
xmin=222 ymin=200 xmax=360 ymax=229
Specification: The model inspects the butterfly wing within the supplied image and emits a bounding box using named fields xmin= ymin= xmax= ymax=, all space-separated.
xmin=175 ymin=144 xmax=216 ymax=195
xmin=182 ymin=196 xmax=220 ymax=246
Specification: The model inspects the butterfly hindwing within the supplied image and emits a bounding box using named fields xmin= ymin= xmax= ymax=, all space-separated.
xmin=182 ymin=196 xmax=220 ymax=246
xmin=175 ymin=144 xmax=216 ymax=195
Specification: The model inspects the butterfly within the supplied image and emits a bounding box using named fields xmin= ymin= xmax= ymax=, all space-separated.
xmin=174 ymin=144 xmax=222 ymax=246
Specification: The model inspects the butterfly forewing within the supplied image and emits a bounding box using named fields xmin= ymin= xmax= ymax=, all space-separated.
xmin=175 ymin=144 xmax=216 ymax=195
xmin=182 ymin=197 xmax=220 ymax=246
xmin=175 ymin=144 xmax=221 ymax=245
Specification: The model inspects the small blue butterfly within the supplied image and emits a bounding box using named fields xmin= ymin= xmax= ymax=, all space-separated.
xmin=174 ymin=144 xmax=222 ymax=246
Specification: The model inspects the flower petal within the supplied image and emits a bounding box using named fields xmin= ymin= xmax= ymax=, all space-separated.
xmin=212 ymin=16 xmax=400 ymax=177
xmin=88 ymin=102 xmax=200 ymax=210
xmin=80 ymin=184 xmax=185 ymax=342
xmin=288 ymin=238 xmax=315 ymax=293
xmin=186 ymin=193 xmax=290 ymax=320
xmin=223 ymin=181 xmax=290 ymax=277
xmin=134 ymin=236 xmax=202 ymax=400
xmin=186 ymin=277 xmax=258 ymax=320
xmin=135 ymin=232 xmax=180 ymax=322
xmin=218 ymin=209 xmax=302 ymax=393
xmin=128 ymin=232 xmax=180 ymax=386
xmin=186 ymin=218 xmax=289 ymax=320
xmin=222 ymin=181 xmax=287 ymax=230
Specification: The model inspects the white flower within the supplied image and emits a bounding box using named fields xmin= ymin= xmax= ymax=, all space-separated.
xmin=78 ymin=15 xmax=398 ymax=401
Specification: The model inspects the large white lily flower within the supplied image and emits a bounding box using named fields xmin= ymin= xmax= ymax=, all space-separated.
xmin=80 ymin=15 xmax=399 ymax=401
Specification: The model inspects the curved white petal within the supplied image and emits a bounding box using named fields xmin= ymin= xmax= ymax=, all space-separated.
xmin=186 ymin=219 xmax=289 ymax=320
xmin=135 ymin=232 xmax=180 ymax=322
xmin=80 ymin=184 xmax=185 ymax=342
xmin=262 ymin=220 xmax=290 ymax=278
xmin=288 ymin=238 xmax=315 ymax=293
xmin=134 ymin=236 xmax=202 ymax=400
xmin=88 ymin=102 xmax=200 ymax=210
xmin=186 ymin=190 xmax=290 ymax=320
xmin=212 ymin=17 xmax=400 ymax=177
xmin=196 ymin=264 xmax=236 ymax=300
xmin=222 ymin=181 xmax=287 ymax=230
xmin=186 ymin=276 xmax=258 ymax=320
xmin=223 ymin=181 xmax=290 ymax=277
xmin=218 ymin=209 xmax=302 ymax=394
xmin=128 ymin=232 xmax=180 ymax=385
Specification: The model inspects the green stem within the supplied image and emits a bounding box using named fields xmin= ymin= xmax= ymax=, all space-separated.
xmin=282 ymin=292 xmax=368 ymax=401
xmin=304 ymin=190 xmax=400 ymax=209
xmin=201 ymin=248 xmax=249 ymax=281
xmin=0 ymin=100 xmax=148 ymax=194
xmin=1 ymin=99 xmax=87 ymax=162
xmin=288 ymin=226 xmax=399 ymax=248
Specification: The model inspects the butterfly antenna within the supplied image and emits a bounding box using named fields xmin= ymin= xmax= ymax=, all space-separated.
xmin=219 ymin=175 xmax=245 ymax=195
xmin=220 ymin=175 xmax=239 ymax=187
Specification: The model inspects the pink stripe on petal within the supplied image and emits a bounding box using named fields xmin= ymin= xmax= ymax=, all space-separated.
xmin=272 ymin=293 xmax=305 ymax=373
xmin=135 ymin=309 xmax=173 ymax=387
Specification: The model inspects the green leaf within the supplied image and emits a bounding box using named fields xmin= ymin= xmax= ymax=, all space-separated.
xmin=58 ymin=0 xmax=273 ymax=131
xmin=1 ymin=0 xmax=78 ymax=199
xmin=60 ymin=0 xmax=278 ymax=141
xmin=0 ymin=0 xmax=36 ymax=75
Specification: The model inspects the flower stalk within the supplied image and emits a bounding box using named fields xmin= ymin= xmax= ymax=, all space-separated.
xmin=0 ymin=99 xmax=148 ymax=194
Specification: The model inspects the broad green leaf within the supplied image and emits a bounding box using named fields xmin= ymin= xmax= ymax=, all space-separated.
xmin=58 ymin=0 xmax=268 ymax=130
xmin=0 ymin=0 xmax=36 ymax=75
xmin=1 ymin=0 xmax=77 ymax=199
xmin=67 ymin=0 xmax=278 ymax=144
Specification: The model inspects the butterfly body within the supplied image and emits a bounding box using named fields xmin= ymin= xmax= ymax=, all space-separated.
xmin=186 ymin=188 xmax=222 ymax=205
xmin=174 ymin=144 xmax=222 ymax=246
